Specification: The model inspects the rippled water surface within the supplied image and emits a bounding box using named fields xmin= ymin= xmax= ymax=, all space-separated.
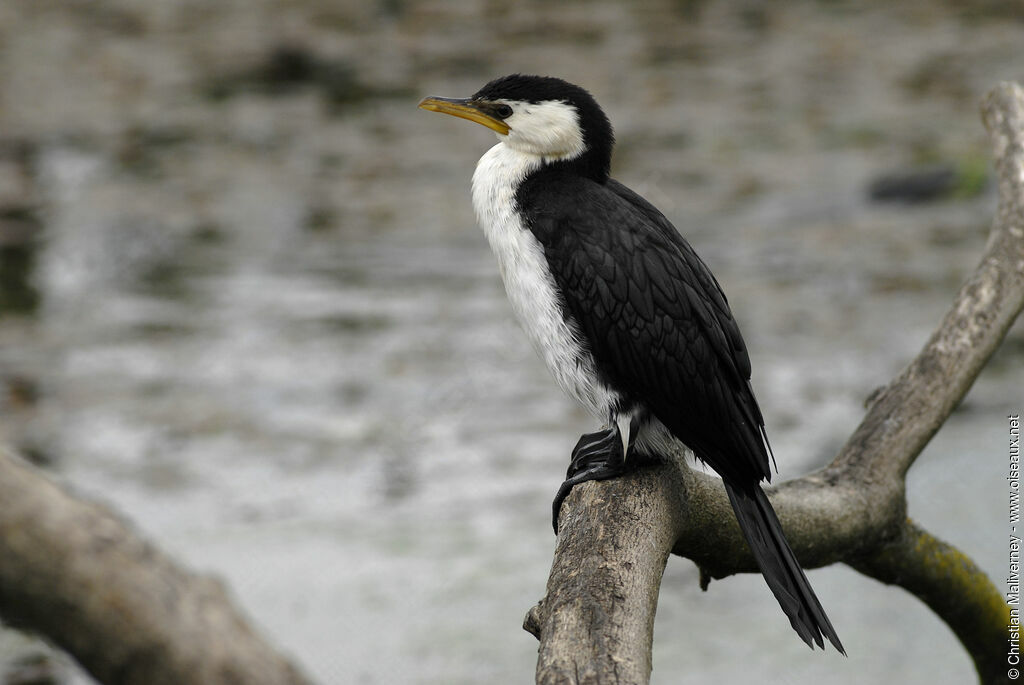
xmin=0 ymin=2 xmax=1022 ymax=683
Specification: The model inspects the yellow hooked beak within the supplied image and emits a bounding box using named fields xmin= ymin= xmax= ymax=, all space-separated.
xmin=417 ymin=96 xmax=510 ymax=135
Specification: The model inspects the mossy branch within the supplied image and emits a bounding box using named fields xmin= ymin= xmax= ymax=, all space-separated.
xmin=848 ymin=519 xmax=1011 ymax=685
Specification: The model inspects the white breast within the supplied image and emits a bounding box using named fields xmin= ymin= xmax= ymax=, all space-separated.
xmin=471 ymin=143 xmax=618 ymax=421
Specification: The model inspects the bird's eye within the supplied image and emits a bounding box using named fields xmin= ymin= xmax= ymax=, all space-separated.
xmin=495 ymin=104 xmax=513 ymax=119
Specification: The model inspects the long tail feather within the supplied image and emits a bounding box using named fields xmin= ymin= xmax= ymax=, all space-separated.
xmin=724 ymin=481 xmax=845 ymax=654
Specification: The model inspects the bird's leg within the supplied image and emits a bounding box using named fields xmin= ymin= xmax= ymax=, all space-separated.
xmin=552 ymin=424 xmax=628 ymax=533
xmin=566 ymin=427 xmax=621 ymax=478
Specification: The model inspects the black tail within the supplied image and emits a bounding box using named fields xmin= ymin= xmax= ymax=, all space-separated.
xmin=724 ymin=481 xmax=845 ymax=654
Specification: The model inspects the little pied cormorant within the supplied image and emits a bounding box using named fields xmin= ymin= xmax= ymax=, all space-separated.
xmin=419 ymin=74 xmax=843 ymax=653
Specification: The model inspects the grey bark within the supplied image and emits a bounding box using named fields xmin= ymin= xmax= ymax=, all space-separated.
xmin=0 ymin=449 xmax=313 ymax=685
xmin=529 ymin=82 xmax=1024 ymax=685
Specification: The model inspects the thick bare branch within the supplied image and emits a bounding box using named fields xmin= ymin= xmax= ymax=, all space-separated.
xmin=530 ymin=82 xmax=1024 ymax=685
xmin=527 ymin=463 xmax=684 ymax=685
xmin=0 ymin=449 xmax=313 ymax=685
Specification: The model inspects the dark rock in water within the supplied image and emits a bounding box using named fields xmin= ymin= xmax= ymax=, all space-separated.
xmin=262 ymin=45 xmax=320 ymax=87
xmin=203 ymin=44 xmax=366 ymax=105
xmin=201 ymin=44 xmax=411 ymax=113
xmin=867 ymin=166 xmax=957 ymax=204
xmin=0 ymin=206 xmax=43 ymax=316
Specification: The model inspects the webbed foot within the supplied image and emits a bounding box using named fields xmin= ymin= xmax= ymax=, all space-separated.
xmin=552 ymin=426 xmax=628 ymax=533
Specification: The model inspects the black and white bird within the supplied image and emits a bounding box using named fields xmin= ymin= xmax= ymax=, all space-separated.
xmin=419 ymin=74 xmax=843 ymax=653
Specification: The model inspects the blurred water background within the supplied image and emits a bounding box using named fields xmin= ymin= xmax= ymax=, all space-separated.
xmin=0 ymin=1 xmax=1022 ymax=683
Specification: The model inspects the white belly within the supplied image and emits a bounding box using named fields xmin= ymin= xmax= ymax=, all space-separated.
xmin=471 ymin=143 xmax=618 ymax=420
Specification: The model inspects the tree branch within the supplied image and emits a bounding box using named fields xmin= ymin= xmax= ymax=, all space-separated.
xmin=0 ymin=449 xmax=313 ymax=685
xmin=848 ymin=519 xmax=1011 ymax=685
xmin=837 ymin=81 xmax=1024 ymax=484
xmin=526 ymin=463 xmax=685 ymax=685
xmin=529 ymin=82 xmax=1024 ymax=685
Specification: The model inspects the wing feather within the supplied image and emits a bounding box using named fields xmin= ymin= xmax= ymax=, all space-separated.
xmin=519 ymin=173 xmax=772 ymax=484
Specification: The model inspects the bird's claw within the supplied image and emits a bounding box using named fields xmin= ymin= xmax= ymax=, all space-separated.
xmin=552 ymin=426 xmax=627 ymax=534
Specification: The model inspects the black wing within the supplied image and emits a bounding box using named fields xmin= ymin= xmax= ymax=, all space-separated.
xmin=518 ymin=172 xmax=772 ymax=485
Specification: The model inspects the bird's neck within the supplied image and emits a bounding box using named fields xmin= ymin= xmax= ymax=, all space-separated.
xmin=471 ymin=141 xmax=609 ymax=232
xmin=468 ymin=142 xmax=619 ymax=422
xmin=471 ymin=143 xmax=542 ymax=239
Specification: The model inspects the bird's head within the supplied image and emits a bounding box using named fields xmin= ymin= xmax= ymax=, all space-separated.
xmin=419 ymin=74 xmax=614 ymax=182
